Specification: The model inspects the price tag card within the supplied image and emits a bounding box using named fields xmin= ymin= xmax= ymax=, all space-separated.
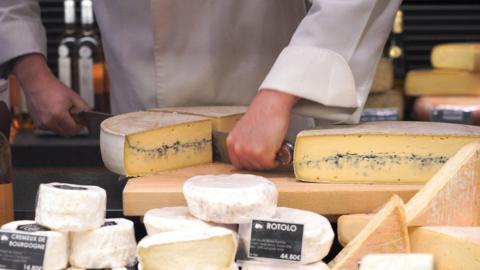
xmin=248 ymin=220 xmax=304 ymax=262
xmin=0 ymin=231 xmax=46 ymax=270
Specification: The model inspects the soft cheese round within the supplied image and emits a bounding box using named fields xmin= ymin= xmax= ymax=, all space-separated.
xmin=239 ymin=207 xmax=334 ymax=264
xmin=183 ymin=174 xmax=278 ymax=224
xmin=69 ymin=218 xmax=137 ymax=269
xmin=35 ymin=183 xmax=106 ymax=232
xmin=240 ymin=260 xmax=330 ymax=270
xmin=143 ymin=206 xmax=237 ymax=235
xmin=1 ymin=220 xmax=68 ymax=270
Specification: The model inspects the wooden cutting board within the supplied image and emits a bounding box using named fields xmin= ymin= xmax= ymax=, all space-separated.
xmin=123 ymin=163 xmax=422 ymax=219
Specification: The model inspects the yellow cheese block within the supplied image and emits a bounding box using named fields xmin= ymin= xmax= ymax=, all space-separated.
xmin=337 ymin=214 xmax=373 ymax=247
xmin=100 ymin=111 xmax=212 ymax=176
xmin=410 ymin=227 xmax=480 ymax=270
xmin=405 ymin=69 xmax=480 ymax=96
xmin=431 ymin=43 xmax=480 ymax=72
xmin=371 ymin=58 xmax=394 ymax=93
xmin=328 ymin=195 xmax=410 ymax=270
xmin=294 ymin=121 xmax=480 ymax=184
xmin=151 ymin=106 xmax=247 ymax=132
xmin=364 ymin=89 xmax=405 ymax=119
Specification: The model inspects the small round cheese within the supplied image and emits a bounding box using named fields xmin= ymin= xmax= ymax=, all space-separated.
xmin=240 ymin=260 xmax=329 ymax=270
xmin=35 ymin=182 xmax=106 ymax=232
xmin=1 ymin=220 xmax=68 ymax=270
xmin=239 ymin=207 xmax=334 ymax=264
xmin=183 ymin=174 xmax=278 ymax=224
xmin=70 ymin=218 xmax=137 ymax=269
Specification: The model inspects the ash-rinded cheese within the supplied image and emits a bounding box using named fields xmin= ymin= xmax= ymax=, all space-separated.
xmin=410 ymin=227 xmax=480 ymax=270
xmin=294 ymin=121 xmax=480 ymax=184
xmin=405 ymin=69 xmax=480 ymax=96
xmin=143 ymin=207 xmax=237 ymax=235
xmin=137 ymin=226 xmax=236 ymax=270
xmin=431 ymin=43 xmax=480 ymax=72
xmin=183 ymin=174 xmax=278 ymax=224
xmin=100 ymin=111 xmax=212 ymax=177
xmin=371 ymin=58 xmax=394 ymax=93
xmin=359 ymin=254 xmax=433 ymax=270
xmin=239 ymin=260 xmax=329 ymax=270
xmin=35 ymin=183 xmax=106 ymax=232
xmin=329 ymin=195 xmax=410 ymax=270
xmin=1 ymin=220 xmax=68 ymax=270
xmin=151 ymin=106 xmax=247 ymax=132
xmin=239 ymin=207 xmax=334 ymax=264
xmin=69 ymin=218 xmax=137 ymax=269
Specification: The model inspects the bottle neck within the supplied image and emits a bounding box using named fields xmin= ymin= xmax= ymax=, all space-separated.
xmin=64 ymin=0 xmax=75 ymax=25
xmin=81 ymin=0 xmax=94 ymax=27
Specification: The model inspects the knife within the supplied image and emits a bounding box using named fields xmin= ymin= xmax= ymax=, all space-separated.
xmin=71 ymin=110 xmax=112 ymax=139
xmin=212 ymin=130 xmax=294 ymax=168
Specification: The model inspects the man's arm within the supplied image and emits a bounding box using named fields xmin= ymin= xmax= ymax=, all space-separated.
xmin=228 ymin=0 xmax=402 ymax=170
xmin=0 ymin=1 xmax=88 ymax=136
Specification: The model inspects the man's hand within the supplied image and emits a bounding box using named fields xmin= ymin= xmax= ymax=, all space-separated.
xmin=226 ymin=89 xmax=298 ymax=170
xmin=13 ymin=54 xmax=89 ymax=136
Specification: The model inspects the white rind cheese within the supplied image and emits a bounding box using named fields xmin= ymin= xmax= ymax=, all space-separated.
xmin=1 ymin=220 xmax=68 ymax=270
xmin=239 ymin=207 xmax=334 ymax=264
xmin=143 ymin=206 xmax=237 ymax=235
xmin=359 ymin=253 xmax=434 ymax=270
xmin=137 ymin=226 xmax=236 ymax=270
xmin=69 ymin=218 xmax=137 ymax=269
xmin=239 ymin=260 xmax=329 ymax=270
xmin=100 ymin=111 xmax=212 ymax=176
xmin=183 ymin=174 xmax=278 ymax=224
xmin=35 ymin=183 xmax=106 ymax=232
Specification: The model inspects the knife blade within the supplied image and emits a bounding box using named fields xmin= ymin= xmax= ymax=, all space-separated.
xmin=71 ymin=110 xmax=112 ymax=139
xmin=212 ymin=130 xmax=294 ymax=169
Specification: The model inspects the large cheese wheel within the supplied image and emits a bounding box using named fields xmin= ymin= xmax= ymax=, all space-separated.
xmin=35 ymin=183 xmax=106 ymax=232
xmin=431 ymin=43 xmax=480 ymax=72
xmin=405 ymin=69 xmax=480 ymax=96
xmin=183 ymin=174 xmax=278 ymax=224
xmin=413 ymin=96 xmax=480 ymax=125
xmin=1 ymin=220 xmax=68 ymax=270
xmin=69 ymin=218 xmax=137 ymax=269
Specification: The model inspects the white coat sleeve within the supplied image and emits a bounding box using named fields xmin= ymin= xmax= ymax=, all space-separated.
xmin=0 ymin=0 xmax=47 ymax=77
xmin=260 ymin=0 xmax=402 ymax=123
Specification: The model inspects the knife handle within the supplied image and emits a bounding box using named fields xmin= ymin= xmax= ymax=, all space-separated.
xmin=275 ymin=140 xmax=294 ymax=167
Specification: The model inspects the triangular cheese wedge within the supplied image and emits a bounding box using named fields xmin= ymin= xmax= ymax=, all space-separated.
xmin=406 ymin=142 xmax=480 ymax=226
xmin=328 ymin=195 xmax=410 ymax=270
xmin=337 ymin=214 xmax=374 ymax=247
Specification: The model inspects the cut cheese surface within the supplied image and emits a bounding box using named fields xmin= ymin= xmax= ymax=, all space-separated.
xmin=410 ymin=227 xmax=480 ymax=270
xmin=359 ymin=253 xmax=434 ymax=270
xmin=183 ymin=174 xmax=278 ymax=224
xmin=337 ymin=214 xmax=373 ymax=247
xmin=151 ymin=106 xmax=247 ymax=132
xmin=405 ymin=69 xmax=480 ymax=96
xmin=364 ymin=90 xmax=404 ymax=119
xmin=137 ymin=226 xmax=236 ymax=270
xmin=405 ymin=142 xmax=480 ymax=226
xmin=371 ymin=58 xmax=394 ymax=93
xmin=328 ymin=195 xmax=410 ymax=270
xmin=100 ymin=111 xmax=212 ymax=176
xmin=431 ymin=43 xmax=480 ymax=71
xmin=294 ymin=121 xmax=480 ymax=184
xmin=413 ymin=96 xmax=480 ymax=125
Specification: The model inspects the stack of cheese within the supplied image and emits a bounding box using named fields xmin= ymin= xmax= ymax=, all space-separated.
xmin=0 ymin=183 xmax=137 ymax=269
xmin=334 ymin=142 xmax=480 ymax=269
xmin=137 ymin=174 xmax=335 ymax=270
xmin=100 ymin=106 xmax=246 ymax=177
xmin=407 ymin=43 xmax=480 ymax=125
xmin=362 ymin=58 xmax=404 ymax=122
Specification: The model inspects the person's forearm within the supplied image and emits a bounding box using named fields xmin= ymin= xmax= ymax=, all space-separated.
xmin=259 ymin=89 xmax=300 ymax=110
xmin=12 ymin=53 xmax=56 ymax=93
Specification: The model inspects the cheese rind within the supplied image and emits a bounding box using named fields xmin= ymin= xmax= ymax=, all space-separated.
xmin=364 ymin=90 xmax=404 ymax=119
xmin=431 ymin=43 xmax=480 ymax=71
xmin=410 ymin=227 xmax=480 ymax=270
xmin=183 ymin=174 xmax=278 ymax=224
xmin=69 ymin=218 xmax=137 ymax=269
xmin=100 ymin=111 xmax=212 ymax=176
xmin=1 ymin=220 xmax=68 ymax=270
xmin=35 ymin=183 xmax=106 ymax=232
xmin=371 ymin=58 xmax=394 ymax=93
xmin=239 ymin=260 xmax=329 ymax=270
xmin=359 ymin=254 xmax=434 ymax=270
xmin=239 ymin=207 xmax=334 ymax=264
xmin=137 ymin=226 xmax=236 ymax=270
xmin=328 ymin=195 xmax=410 ymax=270
xmin=294 ymin=121 xmax=480 ymax=184
xmin=337 ymin=214 xmax=373 ymax=247
xmin=405 ymin=69 xmax=480 ymax=96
